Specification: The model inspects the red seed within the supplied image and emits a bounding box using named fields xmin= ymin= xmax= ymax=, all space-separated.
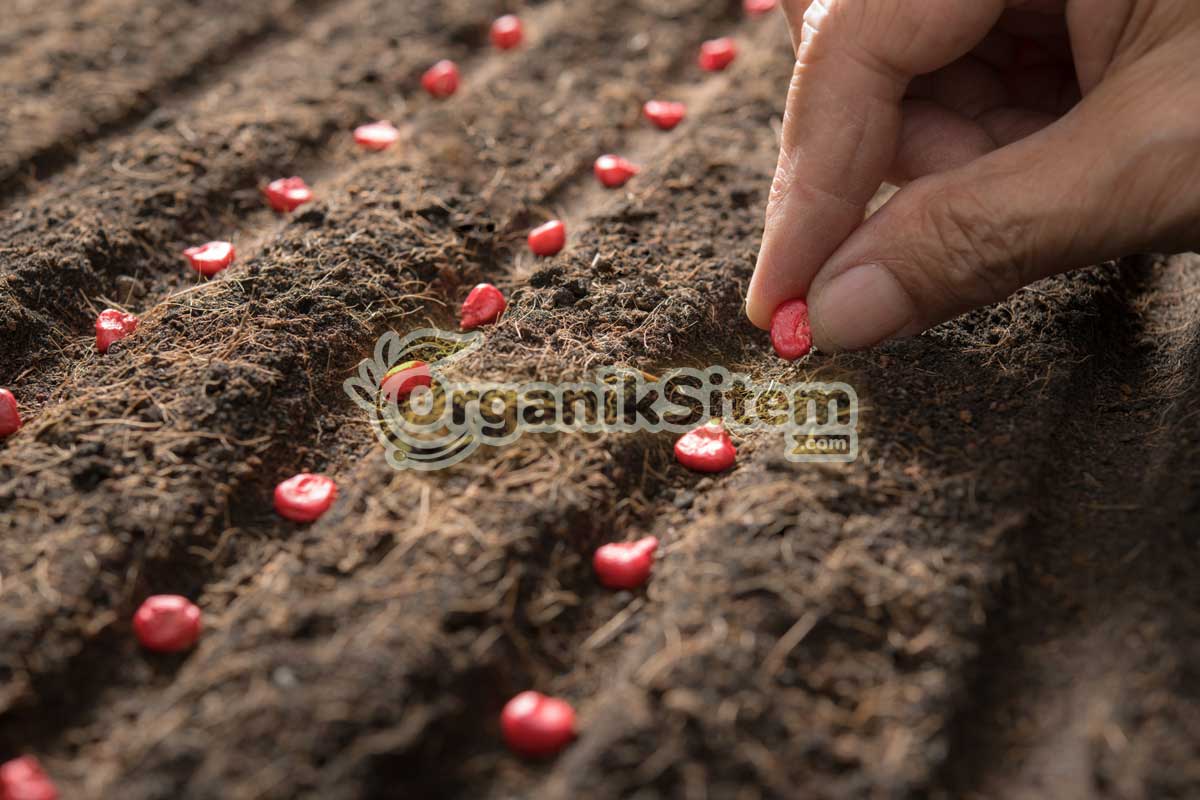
xmin=263 ymin=176 xmax=313 ymax=213
xmin=743 ymin=0 xmax=777 ymax=14
xmin=501 ymin=691 xmax=577 ymax=758
xmin=460 ymin=283 xmax=506 ymax=330
xmin=490 ymin=14 xmax=523 ymax=50
xmin=593 ymin=154 xmax=640 ymax=188
xmin=0 ymin=756 xmax=58 ymax=800
xmin=95 ymin=309 xmax=139 ymax=354
xmin=183 ymin=240 xmax=235 ymax=276
xmin=421 ymin=60 xmax=460 ymax=98
xmin=674 ymin=420 xmax=736 ymax=473
xmin=770 ymin=298 xmax=813 ymax=360
xmin=274 ymin=473 xmax=338 ymax=523
xmin=133 ymin=595 xmax=202 ymax=653
xmin=353 ymin=120 xmax=401 ymax=151
xmin=593 ymin=536 xmax=658 ymax=590
xmin=381 ymin=359 xmax=432 ymax=401
xmin=0 ymin=389 xmax=21 ymax=438
xmin=527 ymin=220 xmax=566 ymax=256
xmin=642 ymin=100 xmax=686 ymax=131
xmin=698 ymin=37 xmax=737 ymax=71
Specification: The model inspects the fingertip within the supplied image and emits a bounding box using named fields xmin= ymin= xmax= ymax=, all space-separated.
xmin=744 ymin=273 xmax=774 ymax=331
xmin=748 ymin=233 xmax=814 ymax=332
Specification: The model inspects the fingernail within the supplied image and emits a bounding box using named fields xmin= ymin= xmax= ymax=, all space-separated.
xmin=810 ymin=264 xmax=914 ymax=352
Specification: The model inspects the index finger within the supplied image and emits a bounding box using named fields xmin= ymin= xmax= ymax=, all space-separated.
xmin=746 ymin=0 xmax=1007 ymax=329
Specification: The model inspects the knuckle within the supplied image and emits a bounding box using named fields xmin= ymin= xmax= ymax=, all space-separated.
xmin=766 ymin=163 xmax=795 ymax=227
xmin=915 ymin=184 xmax=1031 ymax=311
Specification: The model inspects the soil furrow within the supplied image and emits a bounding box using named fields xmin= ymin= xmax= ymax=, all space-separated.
xmin=0 ymin=0 xmax=344 ymax=197
xmin=0 ymin=0 xmax=512 ymax=391
xmin=0 ymin=1 xmax=760 ymax=789
xmin=532 ymin=262 xmax=1155 ymax=798
xmin=7 ymin=1 xmax=1192 ymax=796
xmin=940 ymin=254 xmax=1200 ymax=800
xmin=8 ymin=17 xmax=797 ymax=795
xmin=64 ymin=435 xmax=666 ymax=798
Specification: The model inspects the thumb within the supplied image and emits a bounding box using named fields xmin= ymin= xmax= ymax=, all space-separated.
xmin=806 ymin=69 xmax=1200 ymax=352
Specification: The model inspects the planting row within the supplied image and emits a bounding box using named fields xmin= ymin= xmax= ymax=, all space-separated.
xmin=0 ymin=0 xmax=748 ymax=705
xmin=0 ymin=34 xmax=764 ymax=800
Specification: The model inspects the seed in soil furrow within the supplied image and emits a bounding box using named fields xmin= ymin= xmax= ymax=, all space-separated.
xmin=698 ymin=36 xmax=738 ymax=71
xmin=132 ymin=595 xmax=203 ymax=654
xmin=674 ymin=420 xmax=737 ymax=473
xmin=262 ymin=176 xmax=316 ymax=213
xmin=0 ymin=389 xmax=21 ymax=437
xmin=0 ymin=755 xmax=57 ymax=800
xmin=460 ymin=283 xmax=508 ymax=330
xmin=274 ymin=473 xmax=339 ymax=522
xmin=352 ymin=120 xmax=402 ymax=152
xmin=527 ymin=219 xmax=567 ymax=256
xmin=182 ymin=240 xmax=236 ymax=277
xmin=593 ymin=537 xmax=658 ymax=590
xmin=501 ymin=691 xmax=577 ymax=758
xmin=643 ymin=99 xmax=687 ymax=131
xmin=421 ymin=59 xmax=462 ymax=98
xmin=93 ymin=309 xmax=139 ymax=354
xmin=490 ymin=14 xmax=524 ymax=50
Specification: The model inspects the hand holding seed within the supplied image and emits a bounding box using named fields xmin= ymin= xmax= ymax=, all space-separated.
xmin=749 ymin=0 xmax=1200 ymax=351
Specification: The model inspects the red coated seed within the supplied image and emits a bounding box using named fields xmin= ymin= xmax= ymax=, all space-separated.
xmin=381 ymin=359 xmax=432 ymax=401
xmin=674 ymin=419 xmax=737 ymax=473
xmin=501 ymin=691 xmax=577 ymax=758
xmin=0 ymin=388 xmax=21 ymax=438
xmin=490 ymin=14 xmax=523 ymax=50
xmin=593 ymin=154 xmax=640 ymax=188
xmin=95 ymin=309 xmax=139 ymax=354
xmin=0 ymin=756 xmax=58 ymax=800
xmin=698 ymin=37 xmax=737 ymax=71
xmin=527 ymin=220 xmax=566 ymax=256
xmin=593 ymin=536 xmax=658 ymax=590
xmin=770 ymin=298 xmax=813 ymax=360
xmin=263 ymin=176 xmax=313 ymax=213
xmin=743 ymin=0 xmax=777 ymax=14
xmin=460 ymin=283 xmax=506 ymax=330
xmin=421 ymin=60 xmax=460 ymax=98
xmin=183 ymin=240 xmax=235 ymax=276
xmin=133 ymin=595 xmax=202 ymax=653
xmin=274 ymin=473 xmax=338 ymax=523
xmin=353 ymin=120 xmax=401 ymax=151
xmin=642 ymin=99 xmax=686 ymax=131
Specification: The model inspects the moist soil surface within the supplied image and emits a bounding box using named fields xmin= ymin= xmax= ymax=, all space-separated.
xmin=2 ymin=1 xmax=1200 ymax=798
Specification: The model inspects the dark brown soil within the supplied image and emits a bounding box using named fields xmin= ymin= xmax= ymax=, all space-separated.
xmin=1 ymin=1 xmax=1199 ymax=798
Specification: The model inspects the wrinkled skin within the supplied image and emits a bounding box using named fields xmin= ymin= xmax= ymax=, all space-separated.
xmin=747 ymin=0 xmax=1200 ymax=351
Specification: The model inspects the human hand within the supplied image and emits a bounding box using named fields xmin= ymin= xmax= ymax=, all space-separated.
xmin=746 ymin=0 xmax=1200 ymax=351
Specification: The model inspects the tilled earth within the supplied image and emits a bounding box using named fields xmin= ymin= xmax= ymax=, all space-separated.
xmin=2 ymin=1 xmax=1199 ymax=798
